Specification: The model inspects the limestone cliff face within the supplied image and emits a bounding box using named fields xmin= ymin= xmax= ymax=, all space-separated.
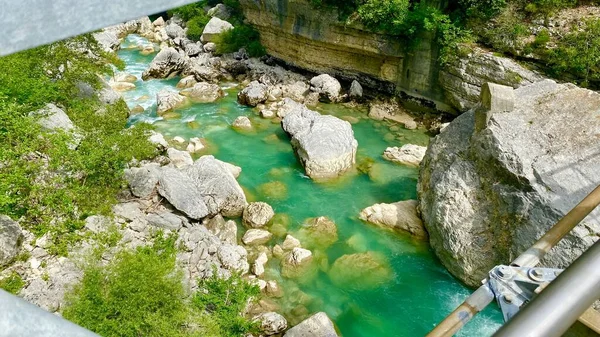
xmin=239 ymin=0 xmax=545 ymax=114
xmin=418 ymin=80 xmax=600 ymax=287
xmin=239 ymin=0 xmax=451 ymax=111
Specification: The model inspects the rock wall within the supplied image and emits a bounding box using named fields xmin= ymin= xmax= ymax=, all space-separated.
xmin=239 ymin=0 xmax=544 ymax=114
xmin=239 ymin=0 xmax=453 ymax=112
xmin=418 ymin=80 xmax=600 ymax=287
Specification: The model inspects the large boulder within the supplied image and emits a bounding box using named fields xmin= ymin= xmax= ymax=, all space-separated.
xmin=282 ymin=103 xmax=358 ymax=179
xmin=310 ymin=74 xmax=342 ymax=103
xmin=124 ymin=165 xmax=160 ymax=198
xmin=200 ymin=17 xmax=234 ymax=43
xmin=31 ymin=104 xmax=75 ymax=133
xmin=0 ymin=216 xmax=23 ymax=266
xmin=156 ymin=89 xmax=188 ymax=115
xmin=283 ymin=312 xmax=338 ymax=337
xmin=238 ymin=81 xmax=268 ymax=107
xmin=142 ymin=47 xmax=188 ymax=80
xmin=418 ymin=80 xmax=600 ymax=287
xmin=157 ymin=167 xmax=210 ymax=220
xmin=383 ymin=144 xmax=427 ymax=167
xmin=184 ymin=156 xmax=248 ymax=217
xmin=359 ymin=200 xmax=427 ymax=238
xmin=180 ymin=82 xmax=224 ymax=103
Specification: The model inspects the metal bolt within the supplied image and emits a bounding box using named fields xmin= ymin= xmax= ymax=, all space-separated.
xmin=503 ymin=294 xmax=514 ymax=304
xmin=529 ymin=268 xmax=545 ymax=282
xmin=497 ymin=265 xmax=513 ymax=279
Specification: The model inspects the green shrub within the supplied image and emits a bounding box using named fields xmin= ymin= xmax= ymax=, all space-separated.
xmin=357 ymin=0 xmax=410 ymax=32
xmin=0 ymin=35 xmax=156 ymax=256
xmin=193 ymin=271 xmax=260 ymax=337
xmin=186 ymin=15 xmax=211 ymax=41
xmin=215 ymin=25 xmax=266 ymax=57
xmin=63 ymin=235 xmax=208 ymax=337
xmin=525 ymin=0 xmax=577 ymax=16
xmin=0 ymin=272 xmax=25 ymax=295
xmin=458 ymin=0 xmax=507 ymax=20
xmin=547 ymin=18 xmax=600 ymax=86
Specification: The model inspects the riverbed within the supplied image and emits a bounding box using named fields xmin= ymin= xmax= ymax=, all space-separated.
xmin=118 ymin=34 xmax=502 ymax=337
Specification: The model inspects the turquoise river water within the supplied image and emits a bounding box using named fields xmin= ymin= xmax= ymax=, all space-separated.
xmin=118 ymin=35 xmax=503 ymax=336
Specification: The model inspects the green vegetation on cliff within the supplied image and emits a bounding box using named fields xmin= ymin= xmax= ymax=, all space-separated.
xmin=169 ymin=0 xmax=265 ymax=57
xmin=0 ymin=36 xmax=156 ymax=255
xmin=63 ymin=234 xmax=259 ymax=337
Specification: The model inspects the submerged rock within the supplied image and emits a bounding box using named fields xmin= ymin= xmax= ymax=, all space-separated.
xmin=238 ymin=81 xmax=268 ymax=107
xmin=296 ymin=217 xmax=338 ymax=249
xmin=284 ymin=312 xmax=338 ymax=337
xmin=310 ymin=74 xmax=342 ymax=103
xmin=243 ymin=202 xmax=275 ymax=228
xmin=0 ymin=216 xmax=23 ymax=266
xmin=180 ymin=82 xmax=224 ymax=102
xmin=359 ymin=200 xmax=427 ymax=238
xmin=329 ymin=252 xmax=392 ymax=289
xmin=383 ymin=144 xmax=427 ymax=167
xmin=419 ymin=80 xmax=600 ymax=287
xmin=282 ymin=103 xmax=358 ymax=179
xmin=201 ymin=17 xmax=234 ymax=43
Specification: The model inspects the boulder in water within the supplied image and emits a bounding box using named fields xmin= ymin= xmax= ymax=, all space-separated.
xmin=282 ymin=104 xmax=358 ymax=179
xmin=281 ymin=247 xmax=313 ymax=278
xmin=419 ymin=80 xmax=600 ymax=286
xmin=359 ymin=200 xmax=427 ymax=238
xmin=156 ymin=89 xmax=188 ymax=115
xmin=142 ymin=47 xmax=188 ymax=80
xmin=180 ymin=82 xmax=224 ymax=103
xmin=243 ymin=202 xmax=275 ymax=228
xmin=383 ymin=144 xmax=427 ymax=167
xmin=232 ymin=116 xmax=253 ymax=130
xmin=176 ymin=75 xmax=197 ymax=89
xmin=242 ymin=229 xmax=273 ymax=246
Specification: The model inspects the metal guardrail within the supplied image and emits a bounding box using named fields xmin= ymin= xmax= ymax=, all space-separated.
xmin=0 ymin=0 xmax=198 ymax=56
xmin=0 ymin=289 xmax=99 ymax=337
xmin=427 ymin=184 xmax=600 ymax=337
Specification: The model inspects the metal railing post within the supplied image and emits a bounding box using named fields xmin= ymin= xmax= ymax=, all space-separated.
xmin=494 ymin=239 xmax=600 ymax=337
xmin=427 ymin=184 xmax=600 ymax=337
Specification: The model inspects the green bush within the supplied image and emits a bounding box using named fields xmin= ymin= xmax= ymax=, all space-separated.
xmin=0 ymin=272 xmax=25 ymax=295
xmin=193 ymin=271 xmax=260 ymax=337
xmin=524 ymin=0 xmax=577 ymax=15
xmin=547 ymin=18 xmax=600 ymax=86
xmin=63 ymin=235 xmax=212 ymax=337
xmin=63 ymin=235 xmax=258 ymax=337
xmin=0 ymin=35 xmax=156 ymax=256
xmin=215 ymin=25 xmax=266 ymax=57
xmin=357 ymin=0 xmax=410 ymax=33
xmin=186 ymin=15 xmax=211 ymax=41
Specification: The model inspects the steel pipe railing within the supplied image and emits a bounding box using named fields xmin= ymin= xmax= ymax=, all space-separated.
xmin=427 ymin=184 xmax=600 ymax=337
xmin=494 ymin=239 xmax=600 ymax=337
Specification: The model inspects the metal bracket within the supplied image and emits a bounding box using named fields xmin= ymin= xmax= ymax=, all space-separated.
xmin=488 ymin=265 xmax=563 ymax=322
